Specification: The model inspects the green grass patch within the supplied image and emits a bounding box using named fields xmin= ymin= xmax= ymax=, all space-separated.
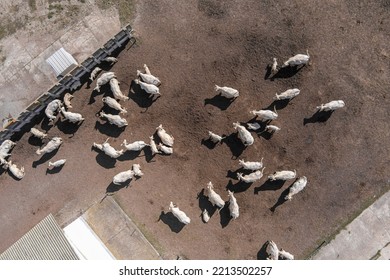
xmin=28 ymin=0 xmax=37 ymax=11
xmin=96 ymin=0 xmax=135 ymax=25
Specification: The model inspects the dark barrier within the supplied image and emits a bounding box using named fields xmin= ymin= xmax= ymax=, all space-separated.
xmin=0 ymin=24 xmax=134 ymax=145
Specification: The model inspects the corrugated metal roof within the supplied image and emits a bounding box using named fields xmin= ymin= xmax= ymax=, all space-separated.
xmin=46 ymin=47 xmax=78 ymax=77
xmin=0 ymin=214 xmax=79 ymax=260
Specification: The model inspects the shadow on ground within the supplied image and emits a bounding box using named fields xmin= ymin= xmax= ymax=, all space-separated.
xmin=304 ymin=110 xmax=334 ymax=125
xmin=204 ymin=94 xmax=236 ymax=110
xmin=159 ymin=211 xmax=186 ymax=233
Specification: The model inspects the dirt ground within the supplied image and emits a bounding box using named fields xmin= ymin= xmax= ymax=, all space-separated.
xmin=1 ymin=0 xmax=390 ymax=260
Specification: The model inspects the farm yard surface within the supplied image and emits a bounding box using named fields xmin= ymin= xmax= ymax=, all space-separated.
xmin=1 ymin=0 xmax=390 ymax=260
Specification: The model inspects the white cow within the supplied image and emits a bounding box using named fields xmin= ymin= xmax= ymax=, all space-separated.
xmin=204 ymin=181 xmax=225 ymax=208
xmin=202 ymin=209 xmax=210 ymax=223
xmin=63 ymin=93 xmax=73 ymax=109
xmin=93 ymin=138 xmax=124 ymax=158
xmin=265 ymin=125 xmax=281 ymax=133
xmin=316 ymin=100 xmax=345 ymax=112
xmin=271 ymin=57 xmax=278 ymax=74
xmin=228 ymin=190 xmax=239 ymax=220
xmin=0 ymin=140 xmax=16 ymax=159
xmin=94 ymin=72 xmax=116 ymax=92
xmin=134 ymin=79 xmax=160 ymax=96
xmin=121 ymin=140 xmax=148 ymax=151
xmin=282 ymin=50 xmax=310 ymax=67
xmin=113 ymin=169 xmax=134 ymax=185
xmin=137 ymin=70 xmax=161 ymax=86
xmin=5 ymin=160 xmax=25 ymax=179
xmin=274 ymin=88 xmax=300 ymax=100
xmin=268 ymin=170 xmax=297 ymax=181
xmin=45 ymin=99 xmax=62 ymax=122
xmin=237 ymin=168 xmax=265 ymax=183
xmin=246 ymin=122 xmax=261 ymax=131
xmin=158 ymin=143 xmax=173 ymax=155
xmin=156 ymin=124 xmax=174 ymax=147
xmin=99 ymin=111 xmax=128 ymax=127
xmin=233 ymin=122 xmax=254 ymax=146
xmin=149 ymin=136 xmax=160 ymax=155
xmin=143 ymin=64 xmax=152 ymax=75
xmin=132 ymin=163 xmax=144 ymax=177
xmin=279 ymin=249 xmax=294 ymax=260
xmin=48 ymin=159 xmax=66 ymax=168
xmin=30 ymin=128 xmax=47 ymax=139
xmin=89 ymin=67 xmax=102 ymax=81
xmin=110 ymin=78 xmax=129 ymax=101
xmin=214 ymin=85 xmax=239 ymax=99
xmin=169 ymin=202 xmax=191 ymax=225
xmin=36 ymin=137 xmax=62 ymax=155
xmin=208 ymin=131 xmax=225 ymax=143
xmin=102 ymin=96 xmax=127 ymax=114
xmin=103 ymin=57 xmax=118 ymax=65
xmin=250 ymin=109 xmax=278 ymax=122
xmin=60 ymin=107 xmax=84 ymax=124
xmin=266 ymin=240 xmax=279 ymax=260
xmin=238 ymin=158 xmax=264 ymax=171
xmin=285 ymin=176 xmax=307 ymax=200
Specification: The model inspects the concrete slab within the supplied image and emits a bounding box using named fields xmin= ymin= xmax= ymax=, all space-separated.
xmin=84 ymin=8 xmax=121 ymax=43
xmin=312 ymin=191 xmax=390 ymax=260
xmin=0 ymin=36 xmax=32 ymax=78
xmin=0 ymin=7 xmax=122 ymax=122
xmin=63 ymin=217 xmax=115 ymax=260
xmin=82 ymin=196 xmax=161 ymax=260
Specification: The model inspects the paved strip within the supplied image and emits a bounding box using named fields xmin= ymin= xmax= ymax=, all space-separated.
xmin=312 ymin=191 xmax=390 ymax=260
xmin=0 ymin=8 xmax=120 ymax=122
xmin=82 ymin=196 xmax=162 ymax=260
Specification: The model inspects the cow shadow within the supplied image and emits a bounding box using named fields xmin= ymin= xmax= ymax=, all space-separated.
xmin=266 ymin=99 xmax=291 ymax=111
xmin=226 ymin=168 xmax=244 ymax=180
xmin=88 ymin=83 xmax=110 ymax=104
xmin=270 ymin=188 xmax=291 ymax=212
xmin=94 ymin=120 xmax=126 ymax=138
xmin=28 ymin=135 xmax=44 ymax=146
xmin=197 ymin=189 xmax=217 ymax=218
xmin=105 ymin=181 xmax=130 ymax=195
xmin=118 ymin=150 xmax=143 ymax=161
xmin=258 ymin=130 xmax=274 ymax=140
xmin=129 ymin=80 xmax=160 ymax=110
xmin=257 ymin=241 xmax=270 ymax=260
xmin=56 ymin=118 xmax=83 ymax=137
xmin=220 ymin=204 xmax=232 ymax=228
xmin=201 ymin=138 xmax=218 ymax=149
xmin=94 ymin=152 xmax=117 ymax=169
xmin=40 ymin=116 xmax=56 ymax=131
xmin=144 ymin=146 xmax=157 ymax=163
xmin=304 ymin=110 xmax=334 ymax=125
xmin=32 ymin=149 xmax=59 ymax=168
xmin=222 ymin=133 xmax=246 ymax=159
xmin=45 ymin=165 xmax=65 ymax=174
xmin=159 ymin=211 xmax=186 ymax=233
xmin=204 ymin=94 xmax=236 ymax=111
xmin=225 ymin=179 xmax=252 ymax=193
xmin=270 ymin=65 xmax=304 ymax=80
xmin=254 ymin=179 xmax=285 ymax=194
xmin=264 ymin=64 xmax=273 ymax=80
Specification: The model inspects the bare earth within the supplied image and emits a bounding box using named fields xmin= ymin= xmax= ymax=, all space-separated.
xmin=1 ymin=0 xmax=390 ymax=260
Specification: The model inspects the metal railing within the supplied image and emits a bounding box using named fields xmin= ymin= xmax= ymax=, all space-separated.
xmin=0 ymin=24 xmax=135 ymax=144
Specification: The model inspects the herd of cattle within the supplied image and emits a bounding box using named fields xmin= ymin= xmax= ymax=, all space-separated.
xmin=0 ymin=48 xmax=346 ymax=260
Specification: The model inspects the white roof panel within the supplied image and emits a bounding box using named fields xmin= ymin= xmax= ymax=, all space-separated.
xmin=46 ymin=47 xmax=78 ymax=77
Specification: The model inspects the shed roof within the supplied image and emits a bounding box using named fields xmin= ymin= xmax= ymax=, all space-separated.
xmin=46 ymin=47 xmax=78 ymax=78
xmin=0 ymin=214 xmax=79 ymax=260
